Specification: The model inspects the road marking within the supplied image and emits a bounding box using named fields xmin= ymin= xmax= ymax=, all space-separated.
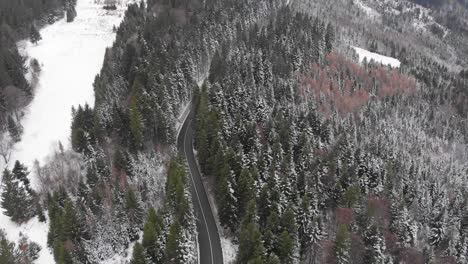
xmin=183 ymin=120 xmax=215 ymax=264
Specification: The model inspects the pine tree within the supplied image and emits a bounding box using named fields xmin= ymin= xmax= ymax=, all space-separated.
xmin=12 ymin=161 xmax=32 ymax=194
xmin=1 ymin=163 xmax=35 ymax=223
xmin=7 ymin=116 xmax=21 ymax=142
xmin=130 ymin=243 xmax=147 ymax=264
xmin=237 ymin=221 xmax=266 ymax=264
xmin=142 ymin=208 xmax=163 ymax=262
xmin=66 ymin=4 xmax=77 ymax=22
xmin=237 ymin=168 xmax=255 ymax=220
xmin=0 ymin=230 xmax=18 ymax=263
xmin=62 ymin=199 xmax=79 ymax=242
xmin=217 ymin=163 xmax=237 ymax=231
xmin=363 ymin=224 xmax=389 ymax=264
xmin=30 ymin=25 xmax=42 ymax=44
xmin=334 ymin=224 xmax=351 ymax=264
xmin=129 ymin=96 xmax=144 ymax=150
xmin=36 ymin=201 xmax=46 ymax=222
xmin=277 ymin=230 xmax=294 ymax=264
xmin=166 ymin=221 xmax=182 ymax=263
xmin=237 ymin=200 xmax=266 ymax=264
xmin=1 ymin=170 xmax=16 ymax=218
xmin=325 ymin=23 xmax=335 ymax=54
xmin=266 ymin=253 xmax=281 ymax=264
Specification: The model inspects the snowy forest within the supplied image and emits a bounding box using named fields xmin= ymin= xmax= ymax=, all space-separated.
xmin=2 ymin=0 xmax=468 ymax=263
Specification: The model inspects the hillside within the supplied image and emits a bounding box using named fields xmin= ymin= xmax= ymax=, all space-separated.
xmin=2 ymin=0 xmax=468 ymax=263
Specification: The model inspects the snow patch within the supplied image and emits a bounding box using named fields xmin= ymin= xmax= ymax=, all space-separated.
xmin=354 ymin=0 xmax=380 ymax=19
xmin=0 ymin=213 xmax=53 ymax=263
xmin=221 ymin=236 xmax=238 ymax=264
xmin=352 ymin=46 xmax=401 ymax=68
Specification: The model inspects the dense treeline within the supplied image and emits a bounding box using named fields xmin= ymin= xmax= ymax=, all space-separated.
xmin=194 ymin=7 xmax=338 ymax=263
xmin=39 ymin=0 xmax=287 ymax=262
xmin=193 ymin=3 xmax=468 ymax=264
xmin=4 ymin=0 xmax=468 ymax=263
xmin=0 ymin=0 xmax=74 ymax=32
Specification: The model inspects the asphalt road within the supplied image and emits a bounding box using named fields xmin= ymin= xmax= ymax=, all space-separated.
xmin=177 ymin=107 xmax=224 ymax=264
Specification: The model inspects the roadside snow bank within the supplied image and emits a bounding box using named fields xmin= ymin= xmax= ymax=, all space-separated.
xmin=353 ymin=46 xmax=401 ymax=68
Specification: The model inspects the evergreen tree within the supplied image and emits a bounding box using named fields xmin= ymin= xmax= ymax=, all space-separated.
xmin=237 ymin=168 xmax=255 ymax=220
xmin=0 ymin=230 xmax=18 ymax=263
xmin=130 ymin=243 xmax=147 ymax=264
xmin=1 ymin=170 xmax=16 ymax=217
xmin=334 ymin=224 xmax=351 ymax=264
xmin=277 ymin=230 xmax=294 ymax=264
xmin=12 ymin=161 xmax=32 ymax=194
xmin=325 ymin=23 xmax=335 ymax=54
xmin=166 ymin=221 xmax=182 ymax=263
xmin=237 ymin=200 xmax=265 ymax=264
xmin=1 ymin=163 xmax=35 ymax=223
xmin=62 ymin=199 xmax=79 ymax=242
xmin=363 ymin=224 xmax=389 ymax=264
xmin=66 ymin=4 xmax=77 ymax=22
xmin=217 ymin=163 xmax=237 ymax=231
xmin=129 ymin=91 xmax=144 ymax=150
xmin=7 ymin=116 xmax=21 ymax=142
xmin=142 ymin=208 xmax=163 ymax=262
xmin=30 ymin=25 xmax=42 ymax=44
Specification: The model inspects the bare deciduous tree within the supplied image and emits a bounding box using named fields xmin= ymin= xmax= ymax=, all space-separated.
xmin=0 ymin=132 xmax=13 ymax=165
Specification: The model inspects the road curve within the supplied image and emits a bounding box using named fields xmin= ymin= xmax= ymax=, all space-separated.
xmin=177 ymin=105 xmax=224 ymax=264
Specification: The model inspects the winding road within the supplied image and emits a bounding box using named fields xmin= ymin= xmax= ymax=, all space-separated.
xmin=177 ymin=105 xmax=224 ymax=264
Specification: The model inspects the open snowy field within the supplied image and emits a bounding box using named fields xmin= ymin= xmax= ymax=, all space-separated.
xmin=1 ymin=0 xmax=132 ymax=263
xmin=353 ymin=46 xmax=401 ymax=68
xmin=11 ymin=0 xmax=132 ymax=173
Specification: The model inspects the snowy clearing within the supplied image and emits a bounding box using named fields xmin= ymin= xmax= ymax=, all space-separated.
xmin=0 ymin=213 xmax=52 ymax=263
xmin=0 ymin=0 xmax=133 ymax=263
xmin=9 ymin=0 xmax=132 ymax=176
xmin=353 ymin=46 xmax=401 ymax=68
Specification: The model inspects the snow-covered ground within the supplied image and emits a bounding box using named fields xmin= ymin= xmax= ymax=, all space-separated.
xmin=353 ymin=46 xmax=401 ymax=68
xmin=1 ymin=0 xmax=133 ymax=263
xmin=354 ymin=0 xmax=380 ymax=19
xmin=221 ymin=236 xmax=238 ymax=264
xmin=11 ymin=0 xmax=132 ymax=175
xmin=0 ymin=214 xmax=51 ymax=263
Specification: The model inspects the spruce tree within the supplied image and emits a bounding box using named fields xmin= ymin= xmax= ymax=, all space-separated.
xmin=12 ymin=161 xmax=32 ymax=194
xmin=237 ymin=168 xmax=255 ymax=220
xmin=0 ymin=230 xmax=18 ymax=263
xmin=30 ymin=25 xmax=42 ymax=44
xmin=130 ymin=243 xmax=147 ymax=264
xmin=166 ymin=221 xmax=182 ymax=263
xmin=334 ymin=224 xmax=351 ymax=264
xmin=217 ymin=163 xmax=236 ymax=231
xmin=142 ymin=208 xmax=163 ymax=262
xmin=1 ymin=170 xmax=16 ymax=218
xmin=1 ymin=163 xmax=35 ymax=223
xmin=277 ymin=230 xmax=294 ymax=263
xmin=237 ymin=200 xmax=266 ymax=263
xmin=62 ymin=199 xmax=79 ymax=241
xmin=7 ymin=116 xmax=21 ymax=142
